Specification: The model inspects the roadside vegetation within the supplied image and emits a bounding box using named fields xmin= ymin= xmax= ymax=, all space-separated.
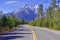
xmin=29 ymin=0 xmax=60 ymax=30
xmin=0 ymin=14 xmax=28 ymax=33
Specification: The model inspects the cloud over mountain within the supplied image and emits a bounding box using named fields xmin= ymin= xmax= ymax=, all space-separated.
xmin=5 ymin=1 xmax=19 ymax=4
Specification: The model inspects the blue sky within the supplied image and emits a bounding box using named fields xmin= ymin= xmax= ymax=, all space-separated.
xmin=0 ymin=0 xmax=51 ymax=13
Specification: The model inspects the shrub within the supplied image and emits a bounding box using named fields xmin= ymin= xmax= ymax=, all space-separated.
xmin=29 ymin=21 xmax=36 ymax=26
xmin=53 ymin=24 xmax=60 ymax=30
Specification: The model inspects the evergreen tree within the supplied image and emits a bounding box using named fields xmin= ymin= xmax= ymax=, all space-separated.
xmin=37 ymin=4 xmax=43 ymax=19
xmin=51 ymin=0 xmax=56 ymax=9
xmin=0 ymin=15 xmax=8 ymax=28
xmin=54 ymin=7 xmax=60 ymax=30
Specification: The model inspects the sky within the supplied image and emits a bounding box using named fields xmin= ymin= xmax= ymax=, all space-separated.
xmin=0 ymin=0 xmax=51 ymax=13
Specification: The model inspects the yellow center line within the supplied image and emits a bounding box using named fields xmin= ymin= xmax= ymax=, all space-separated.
xmin=26 ymin=25 xmax=38 ymax=40
xmin=30 ymin=27 xmax=38 ymax=40
xmin=31 ymin=29 xmax=38 ymax=40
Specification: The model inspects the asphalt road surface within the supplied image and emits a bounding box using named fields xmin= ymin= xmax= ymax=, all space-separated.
xmin=0 ymin=25 xmax=60 ymax=40
xmin=0 ymin=25 xmax=33 ymax=40
xmin=32 ymin=27 xmax=60 ymax=40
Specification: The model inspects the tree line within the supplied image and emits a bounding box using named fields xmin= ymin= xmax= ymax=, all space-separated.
xmin=0 ymin=14 xmax=28 ymax=33
xmin=29 ymin=0 xmax=60 ymax=30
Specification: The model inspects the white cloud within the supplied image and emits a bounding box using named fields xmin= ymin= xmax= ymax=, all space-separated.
xmin=5 ymin=1 xmax=19 ymax=4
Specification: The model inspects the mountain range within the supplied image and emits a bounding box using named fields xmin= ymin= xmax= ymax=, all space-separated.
xmin=5 ymin=4 xmax=38 ymax=21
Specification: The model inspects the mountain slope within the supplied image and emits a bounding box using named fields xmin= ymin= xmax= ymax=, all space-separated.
xmin=6 ymin=4 xmax=38 ymax=21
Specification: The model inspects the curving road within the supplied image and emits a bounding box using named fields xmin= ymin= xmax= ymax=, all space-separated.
xmin=0 ymin=25 xmax=60 ymax=40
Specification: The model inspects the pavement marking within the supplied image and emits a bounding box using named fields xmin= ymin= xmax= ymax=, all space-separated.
xmin=31 ymin=29 xmax=38 ymax=40
xmin=17 ymin=25 xmax=38 ymax=40
xmin=29 ymin=27 xmax=38 ymax=40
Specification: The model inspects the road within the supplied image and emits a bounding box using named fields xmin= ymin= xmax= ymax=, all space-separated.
xmin=0 ymin=25 xmax=60 ymax=40
xmin=32 ymin=26 xmax=60 ymax=40
xmin=0 ymin=25 xmax=33 ymax=40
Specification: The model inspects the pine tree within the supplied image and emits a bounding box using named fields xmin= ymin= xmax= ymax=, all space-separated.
xmin=51 ymin=0 xmax=56 ymax=9
xmin=37 ymin=4 xmax=43 ymax=19
xmin=45 ymin=0 xmax=57 ymax=28
xmin=0 ymin=15 xmax=8 ymax=28
xmin=53 ymin=7 xmax=60 ymax=30
xmin=36 ymin=4 xmax=44 ymax=27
